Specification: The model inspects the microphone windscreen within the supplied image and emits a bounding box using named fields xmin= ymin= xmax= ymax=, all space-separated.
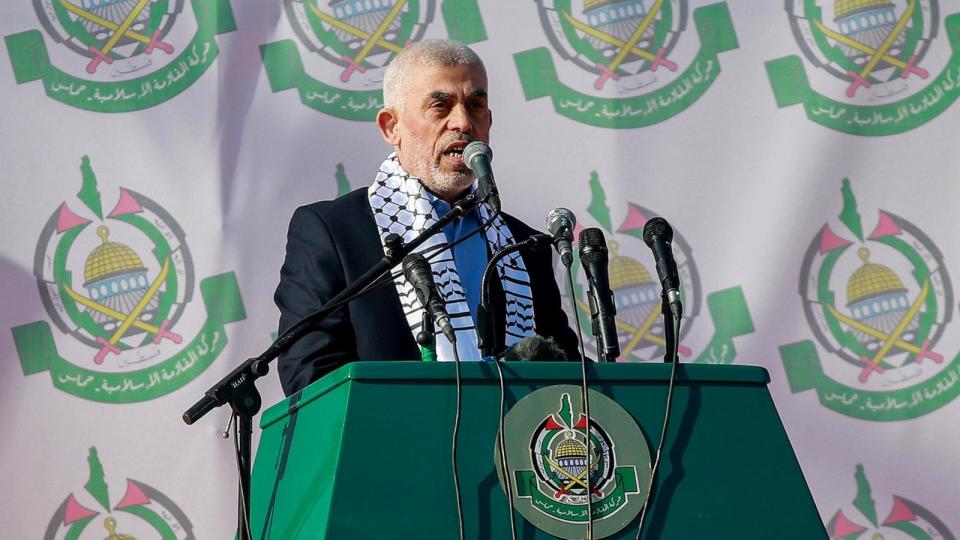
xmin=642 ymin=216 xmax=673 ymax=246
xmin=499 ymin=335 xmax=569 ymax=362
xmin=578 ymin=227 xmax=607 ymax=265
xmin=463 ymin=140 xmax=492 ymax=171
xmin=546 ymin=207 xmax=576 ymax=235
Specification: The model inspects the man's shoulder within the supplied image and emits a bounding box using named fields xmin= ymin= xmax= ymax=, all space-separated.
xmin=291 ymin=187 xmax=372 ymax=229
xmin=299 ymin=186 xmax=370 ymax=216
xmin=500 ymin=211 xmax=541 ymax=240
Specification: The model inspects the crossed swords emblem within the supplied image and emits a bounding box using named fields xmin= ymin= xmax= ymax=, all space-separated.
xmin=814 ymin=0 xmax=927 ymax=97
xmin=62 ymin=256 xmax=181 ymax=365
xmin=826 ymin=277 xmax=942 ymax=382
xmin=541 ymin=451 xmax=604 ymax=498
xmin=57 ymin=0 xmax=175 ymax=74
xmin=306 ymin=0 xmax=408 ymax=82
xmin=562 ymin=0 xmax=678 ymax=90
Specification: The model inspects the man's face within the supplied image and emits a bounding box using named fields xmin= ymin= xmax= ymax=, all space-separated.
xmin=383 ymin=62 xmax=491 ymax=198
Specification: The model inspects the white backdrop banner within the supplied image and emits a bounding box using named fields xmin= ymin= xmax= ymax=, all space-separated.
xmin=2 ymin=0 xmax=958 ymax=537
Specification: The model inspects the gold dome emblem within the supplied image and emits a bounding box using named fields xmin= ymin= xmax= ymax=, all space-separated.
xmin=608 ymin=240 xmax=654 ymax=291
xmin=555 ymin=433 xmax=588 ymax=459
xmin=846 ymin=247 xmax=906 ymax=306
xmin=83 ymin=225 xmax=147 ymax=287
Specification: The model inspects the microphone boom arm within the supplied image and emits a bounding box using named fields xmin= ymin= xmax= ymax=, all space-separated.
xmin=183 ymin=190 xmax=488 ymax=425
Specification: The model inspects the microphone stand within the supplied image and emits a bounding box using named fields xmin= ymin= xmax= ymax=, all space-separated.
xmin=476 ymin=234 xmax=553 ymax=357
xmin=182 ymin=190 xmax=487 ymax=540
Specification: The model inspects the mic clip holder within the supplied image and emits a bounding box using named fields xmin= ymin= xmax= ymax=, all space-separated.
xmin=661 ymin=288 xmax=680 ymax=364
xmin=416 ymin=304 xmax=436 ymax=346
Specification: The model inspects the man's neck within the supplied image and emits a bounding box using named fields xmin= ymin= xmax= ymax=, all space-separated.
xmin=422 ymin=183 xmax=474 ymax=204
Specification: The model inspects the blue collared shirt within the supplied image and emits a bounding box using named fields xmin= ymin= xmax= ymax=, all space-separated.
xmin=428 ymin=193 xmax=488 ymax=325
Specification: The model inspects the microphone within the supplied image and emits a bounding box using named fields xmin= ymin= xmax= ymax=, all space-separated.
xmin=402 ymin=253 xmax=457 ymax=344
xmin=642 ymin=217 xmax=682 ymax=320
xmin=545 ymin=208 xmax=576 ymax=268
xmin=498 ymin=335 xmax=569 ymax=362
xmin=463 ymin=140 xmax=500 ymax=213
xmin=578 ymin=228 xmax=620 ymax=362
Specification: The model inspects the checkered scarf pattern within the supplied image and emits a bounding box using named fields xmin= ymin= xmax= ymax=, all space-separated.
xmin=368 ymin=153 xmax=536 ymax=361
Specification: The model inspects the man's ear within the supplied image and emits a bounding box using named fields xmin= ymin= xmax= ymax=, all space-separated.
xmin=376 ymin=108 xmax=401 ymax=145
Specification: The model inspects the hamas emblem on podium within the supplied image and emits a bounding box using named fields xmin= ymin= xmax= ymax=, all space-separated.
xmin=259 ymin=0 xmax=487 ymax=121
xmin=44 ymin=447 xmax=194 ymax=539
xmin=569 ymin=172 xmax=755 ymax=363
xmin=765 ymin=1 xmax=960 ymax=136
xmin=497 ymin=386 xmax=650 ymax=539
xmin=827 ymin=464 xmax=954 ymax=539
xmin=4 ymin=0 xmax=237 ymax=112
xmin=10 ymin=155 xmax=246 ymax=403
xmin=512 ymin=0 xmax=739 ymax=128
xmin=779 ymin=179 xmax=960 ymax=421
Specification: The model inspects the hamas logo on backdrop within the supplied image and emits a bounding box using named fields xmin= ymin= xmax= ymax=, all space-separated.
xmin=512 ymin=0 xmax=739 ymax=128
xmin=568 ymin=172 xmax=754 ymax=362
xmin=765 ymin=1 xmax=960 ymax=136
xmin=827 ymin=464 xmax=954 ymax=539
xmin=4 ymin=0 xmax=237 ymax=112
xmin=10 ymin=156 xmax=245 ymax=403
xmin=45 ymin=447 xmax=194 ymax=539
xmin=779 ymin=179 xmax=959 ymax=421
xmin=259 ymin=0 xmax=487 ymax=121
xmin=496 ymin=386 xmax=650 ymax=539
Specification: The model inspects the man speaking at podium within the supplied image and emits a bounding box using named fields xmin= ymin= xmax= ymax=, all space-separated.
xmin=275 ymin=40 xmax=579 ymax=397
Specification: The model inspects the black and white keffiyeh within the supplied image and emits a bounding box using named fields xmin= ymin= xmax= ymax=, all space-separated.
xmin=368 ymin=153 xmax=536 ymax=361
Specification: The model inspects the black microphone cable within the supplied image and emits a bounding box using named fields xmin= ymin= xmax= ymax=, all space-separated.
xmin=578 ymin=277 xmax=596 ymax=540
xmin=479 ymin=234 xmax=555 ymax=540
xmin=450 ymin=341 xmax=465 ymax=540
xmin=563 ymin=260 xmax=594 ymax=540
xmin=635 ymin=314 xmax=682 ymax=539
xmin=491 ymin=358 xmax=519 ymax=540
xmin=404 ymin=253 xmax=467 ymax=540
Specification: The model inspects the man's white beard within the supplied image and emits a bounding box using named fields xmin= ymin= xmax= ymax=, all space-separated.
xmin=399 ymin=130 xmax=476 ymax=196
xmin=426 ymin=163 xmax=475 ymax=195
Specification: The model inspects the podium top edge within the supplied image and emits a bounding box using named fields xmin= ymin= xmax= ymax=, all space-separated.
xmin=261 ymin=361 xmax=770 ymax=429
xmin=340 ymin=361 xmax=770 ymax=383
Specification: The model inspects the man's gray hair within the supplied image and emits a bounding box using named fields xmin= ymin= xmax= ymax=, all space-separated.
xmin=382 ymin=40 xmax=485 ymax=110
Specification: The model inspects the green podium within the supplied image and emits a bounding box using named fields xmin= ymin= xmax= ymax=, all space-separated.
xmin=250 ymin=362 xmax=826 ymax=539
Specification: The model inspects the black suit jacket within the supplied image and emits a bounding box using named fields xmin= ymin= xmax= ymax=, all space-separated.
xmin=275 ymin=187 xmax=579 ymax=396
